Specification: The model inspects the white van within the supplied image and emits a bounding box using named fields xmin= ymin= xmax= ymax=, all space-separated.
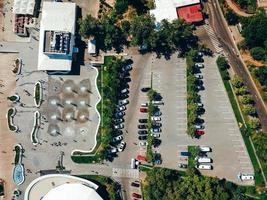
xmin=195 ymin=63 xmax=204 ymax=68
xmin=196 ymin=164 xmax=212 ymax=170
xmin=141 ymin=103 xmax=148 ymax=107
xmin=152 ymin=100 xmax=164 ymax=105
xmin=199 ymin=146 xmax=211 ymax=152
xmin=238 ymin=173 xmax=254 ymax=181
xmin=195 ymin=156 xmax=212 ymax=163
xmin=131 ymin=158 xmax=136 ymax=169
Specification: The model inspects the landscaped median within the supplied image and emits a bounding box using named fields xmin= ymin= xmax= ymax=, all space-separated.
xmin=34 ymin=81 xmax=43 ymax=108
xmin=216 ymin=56 xmax=267 ymax=190
xmin=31 ymin=111 xmax=40 ymax=145
xmin=7 ymin=107 xmax=18 ymax=132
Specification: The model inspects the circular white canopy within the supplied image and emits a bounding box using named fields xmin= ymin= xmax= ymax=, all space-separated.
xmin=42 ymin=183 xmax=102 ymax=200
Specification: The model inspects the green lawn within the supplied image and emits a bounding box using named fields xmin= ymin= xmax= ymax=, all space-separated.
xmin=188 ymin=146 xmax=199 ymax=168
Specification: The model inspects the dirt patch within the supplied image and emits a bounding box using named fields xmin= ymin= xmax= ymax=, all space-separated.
xmin=240 ymin=50 xmax=266 ymax=67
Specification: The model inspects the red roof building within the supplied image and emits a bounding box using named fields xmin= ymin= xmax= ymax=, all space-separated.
xmin=176 ymin=4 xmax=203 ymax=23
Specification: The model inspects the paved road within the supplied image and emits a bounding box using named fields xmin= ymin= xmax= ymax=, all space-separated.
xmin=208 ymin=0 xmax=267 ymax=131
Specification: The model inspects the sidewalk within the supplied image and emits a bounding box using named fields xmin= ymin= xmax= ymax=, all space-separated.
xmin=225 ymin=0 xmax=253 ymax=17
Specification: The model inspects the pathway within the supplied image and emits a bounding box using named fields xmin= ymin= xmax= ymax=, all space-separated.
xmin=225 ymin=0 xmax=253 ymax=17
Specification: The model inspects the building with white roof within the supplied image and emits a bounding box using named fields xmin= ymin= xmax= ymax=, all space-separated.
xmin=13 ymin=0 xmax=35 ymax=15
xmin=38 ymin=2 xmax=76 ymax=71
xmin=24 ymin=174 xmax=103 ymax=200
xmin=150 ymin=0 xmax=201 ymax=23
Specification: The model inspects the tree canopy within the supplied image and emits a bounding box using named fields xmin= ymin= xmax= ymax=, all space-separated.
xmin=143 ymin=168 xmax=249 ymax=200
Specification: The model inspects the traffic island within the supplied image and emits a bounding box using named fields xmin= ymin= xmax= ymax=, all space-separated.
xmin=12 ymin=144 xmax=24 ymax=186
xmin=7 ymin=94 xmax=20 ymax=103
xmin=7 ymin=108 xmax=18 ymax=132
xmin=31 ymin=111 xmax=40 ymax=145
xmin=34 ymin=81 xmax=43 ymax=108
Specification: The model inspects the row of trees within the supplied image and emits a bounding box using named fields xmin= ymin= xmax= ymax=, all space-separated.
xmin=187 ymin=50 xmax=200 ymax=138
xmin=79 ymin=13 xmax=197 ymax=57
xmin=233 ymin=0 xmax=257 ymax=13
xmin=251 ymin=65 xmax=267 ymax=99
xmin=231 ymin=75 xmax=261 ymax=130
xmin=143 ymin=168 xmax=250 ymax=200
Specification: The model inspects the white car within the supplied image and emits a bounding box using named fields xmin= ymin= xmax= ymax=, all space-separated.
xmin=237 ymin=173 xmax=254 ymax=181
xmin=194 ymin=74 xmax=203 ymax=79
xmin=151 ymin=132 xmax=160 ymax=138
xmin=195 ymin=124 xmax=205 ymax=129
xmin=118 ymin=99 xmax=129 ymax=106
xmin=115 ymin=111 xmax=125 ymax=118
xmin=153 ymin=111 xmax=162 ymax=116
xmin=139 ymin=141 xmax=148 ymax=147
xmin=116 ymin=105 xmax=126 ymax=112
xmin=151 ymin=116 xmax=161 ymax=121
xmin=195 ymin=63 xmax=204 ymax=68
xmin=150 ymin=128 xmax=161 ymax=133
xmin=152 ymin=100 xmax=164 ymax=105
xmin=141 ymin=103 xmax=148 ymax=107
xmin=199 ymin=146 xmax=211 ymax=152
xmin=108 ymin=147 xmax=118 ymax=154
xmin=196 ymin=164 xmax=212 ymax=170
xmin=117 ymin=141 xmax=126 ymax=152
xmin=114 ymin=118 xmax=124 ymax=124
xmin=112 ymin=135 xmax=123 ymax=143
xmin=114 ymin=124 xmax=124 ymax=129
xmin=195 ymin=156 xmax=212 ymax=163
xmin=197 ymin=103 xmax=204 ymax=107
xmin=121 ymin=88 xmax=128 ymax=94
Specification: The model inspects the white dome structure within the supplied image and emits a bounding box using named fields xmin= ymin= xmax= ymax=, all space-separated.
xmin=24 ymin=174 xmax=103 ymax=200
xmin=42 ymin=183 xmax=102 ymax=200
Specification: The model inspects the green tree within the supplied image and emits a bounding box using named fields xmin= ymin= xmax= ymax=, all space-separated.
xmin=231 ymin=75 xmax=243 ymax=88
xmin=242 ymin=104 xmax=257 ymax=116
xmin=79 ymin=15 xmax=101 ymax=38
xmin=225 ymin=9 xmax=239 ymax=25
xmin=248 ymin=118 xmax=261 ymax=130
xmin=240 ymin=94 xmax=254 ymax=104
xmin=250 ymin=47 xmax=266 ymax=61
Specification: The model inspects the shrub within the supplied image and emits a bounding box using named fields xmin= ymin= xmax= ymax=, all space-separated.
xmin=225 ymin=9 xmax=239 ymax=25
xmin=248 ymin=118 xmax=261 ymax=130
xmin=231 ymin=75 xmax=243 ymax=88
xmin=240 ymin=94 xmax=254 ymax=104
xmin=242 ymin=105 xmax=257 ymax=116
xmin=250 ymin=47 xmax=266 ymax=61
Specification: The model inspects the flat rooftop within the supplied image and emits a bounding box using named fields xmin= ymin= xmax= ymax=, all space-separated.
xmin=38 ymin=2 xmax=76 ymax=71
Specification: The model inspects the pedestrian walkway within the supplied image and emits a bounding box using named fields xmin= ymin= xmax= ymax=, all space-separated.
xmin=203 ymin=24 xmax=224 ymax=53
xmin=112 ymin=168 xmax=139 ymax=179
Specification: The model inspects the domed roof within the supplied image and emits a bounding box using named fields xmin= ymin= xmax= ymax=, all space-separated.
xmin=42 ymin=183 xmax=102 ymax=200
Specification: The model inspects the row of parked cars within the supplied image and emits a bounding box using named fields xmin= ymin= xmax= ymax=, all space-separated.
xmin=108 ymin=64 xmax=132 ymax=155
xmin=194 ymin=52 xmax=206 ymax=137
xmin=195 ymin=146 xmax=213 ymax=170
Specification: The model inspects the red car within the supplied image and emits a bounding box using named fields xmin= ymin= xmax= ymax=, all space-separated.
xmin=132 ymin=193 xmax=142 ymax=199
xmin=196 ymin=129 xmax=205 ymax=135
xmin=137 ymin=155 xmax=146 ymax=161
xmin=140 ymin=107 xmax=148 ymax=113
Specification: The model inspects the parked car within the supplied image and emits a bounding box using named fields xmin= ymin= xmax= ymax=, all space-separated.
xmin=199 ymin=146 xmax=211 ymax=152
xmin=178 ymin=163 xmax=188 ymax=168
xmin=141 ymin=103 xmax=148 ymax=107
xmin=151 ymin=128 xmax=161 ymax=133
xmin=196 ymin=129 xmax=205 ymax=135
xmin=117 ymin=141 xmax=126 ymax=152
xmin=237 ymin=173 xmax=254 ymax=181
xmin=132 ymin=193 xmax=142 ymax=199
xmin=139 ymin=141 xmax=148 ymax=147
xmin=138 ymin=135 xmax=147 ymax=140
xmin=115 ymin=105 xmax=126 ymax=112
xmin=138 ymin=124 xmax=147 ymax=129
xmin=122 ymin=64 xmax=132 ymax=72
xmin=154 ymin=153 xmax=162 ymax=165
xmin=118 ymin=93 xmax=128 ymax=100
xmin=139 ymin=119 xmax=148 ymax=123
xmin=195 ymin=63 xmax=204 ymax=68
xmin=152 ymin=122 xmax=162 ymax=127
xmin=141 ymin=87 xmax=150 ymax=92
xmin=107 ymin=147 xmax=117 ymax=154
xmin=195 ymin=156 xmax=212 ymax=163
xmin=195 ymin=124 xmax=205 ymax=129
xmin=194 ymin=74 xmax=203 ymax=79
xmin=152 ymin=100 xmax=164 ymax=105
xmin=114 ymin=111 xmax=125 ymax=118
xmin=118 ymin=99 xmax=129 ymax=106
xmin=140 ymin=107 xmax=148 ymax=113
xmin=121 ymin=88 xmax=128 ymax=94
xmin=196 ymin=164 xmax=213 ymax=170
xmin=131 ymin=181 xmax=140 ymax=187
xmin=151 ymin=132 xmax=160 ymax=138
xmin=114 ymin=124 xmax=124 ymax=129
xmin=197 ymin=102 xmax=204 ymax=107
xmin=112 ymin=135 xmax=123 ymax=143
xmin=151 ymin=116 xmax=161 ymax=121
xmin=113 ymin=118 xmax=124 ymax=124
xmin=180 ymin=152 xmax=191 ymax=156
xmin=137 ymin=155 xmax=146 ymax=161
xmin=113 ymin=129 xmax=123 ymax=135
xmin=138 ymin=130 xmax=148 ymax=135
xmin=153 ymin=111 xmax=162 ymax=116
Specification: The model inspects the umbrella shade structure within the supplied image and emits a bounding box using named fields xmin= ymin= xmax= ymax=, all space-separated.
xmin=77 ymin=96 xmax=90 ymax=108
xmin=62 ymin=79 xmax=77 ymax=94
xmin=48 ymin=79 xmax=62 ymax=95
xmin=78 ymin=79 xmax=91 ymax=95
xmin=62 ymin=107 xmax=75 ymax=122
xmin=47 ymin=108 xmax=61 ymax=123
xmin=48 ymin=124 xmax=60 ymax=136
xmin=77 ymin=108 xmax=89 ymax=123
xmin=47 ymin=96 xmax=61 ymax=107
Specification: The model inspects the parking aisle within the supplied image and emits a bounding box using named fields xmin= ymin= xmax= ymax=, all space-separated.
xmin=151 ymin=53 xmax=190 ymax=169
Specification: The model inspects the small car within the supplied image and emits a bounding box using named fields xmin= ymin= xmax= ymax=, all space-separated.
xmin=131 ymin=181 xmax=140 ymax=187
xmin=138 ymin=135 xmax=147 ymax=140
xmin=138 ymin=124 xmax=147 ymax=129
xmin=114 ymin=124 xmax=124 ymax=129
xmin=140 ymin=107 xmax=148 ymax=113
xmin=196 ymin=129 xmax=205 ymax=135
xmin=122 ymin=64 xmax=132 ymax=72
xmin=141 ymin=87 xmax=150 ymax=92
xmin=132 ymin=193 xmax=142 ymax=199
xmin=195 ymin=124 xmax=205 ymax=129
xmin=118 ymin=93 xmax=128 ymax=100
xmin=115 ymin=106 xmax=126 ymax=112
xmin=114 ymin=111 xmax=125 ymax=118
xmin=150 ymin=128 xmax=161 ymax=133
xmin=121 ymin=88 xmax=128 ymax=94
xmin=153 ymin=111 xmax=162 ymax=116
xmin=196 ymin=164 xmax=213 ymax=170
xmin=151 ymin=132 xmax=160 ymax=138
xmin=139 ymin=119 xmax=148 ymax=123
xmin=138 ymin=130 xmax=148 ymax=135
xmin=139 ymin=141 xmax=148 ymax=147
xmin=195 ymin=63 xmax=204 ymax=68
xmin=152 ymin=122 xmax=162 ymax=127
xmin=118 ymin=99 xmax=129 ymax=106
xmin=178 ymin=163 xmax=188 ymax=168
xmin=113 ymin=118 xmax=124 ymax=124
xmin=180 ymin=152 xmax=191 ymax=156
xmin=197 ymin=102 xmax=204 ymax=107
xmin=117 ymin=141 xmax=126 ymax=152
xmin=194 ymin=74 xmax=203 ymax=79
xmin=107 ymin=147 xmax=117 ymax=154
xmin=151 ymin=116 xmax=161 ymax=121
xmin=136 ymin=155 xmax=146 ymax=161
xmin=112 ymin=135 xmax=123 ymax=143
xmin=141 ymin=103 xmax=149 ymax=107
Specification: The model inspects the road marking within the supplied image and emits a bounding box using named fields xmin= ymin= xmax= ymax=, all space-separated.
xmin=112 ymin=168 xmax=139 ymax=179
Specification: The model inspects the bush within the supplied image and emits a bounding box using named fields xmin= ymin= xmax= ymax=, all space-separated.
xmin=250 ymin=47 xmax=266 ymax=61
xmin=248 ymin=118 xmax=261 ymax=130
xmin=242 ymin=104 xmax=257 ymax=116
xmin=225 ymin=9 xmax=239 ymax=25
xmin=240 ymin=94 xmax=254 ymax=104
xmin=231 ymin=75 xmax=243 ymax=88
xmin=235 ymin=85 xmax=249 ymax=95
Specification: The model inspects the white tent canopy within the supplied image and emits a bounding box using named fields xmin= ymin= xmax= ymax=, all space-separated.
xmin=13 ymin=0 xmax=35 ymax=15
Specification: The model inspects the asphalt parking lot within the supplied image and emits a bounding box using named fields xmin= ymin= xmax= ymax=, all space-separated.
xmin=190 ymin=55 xmax=254 ymax=185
